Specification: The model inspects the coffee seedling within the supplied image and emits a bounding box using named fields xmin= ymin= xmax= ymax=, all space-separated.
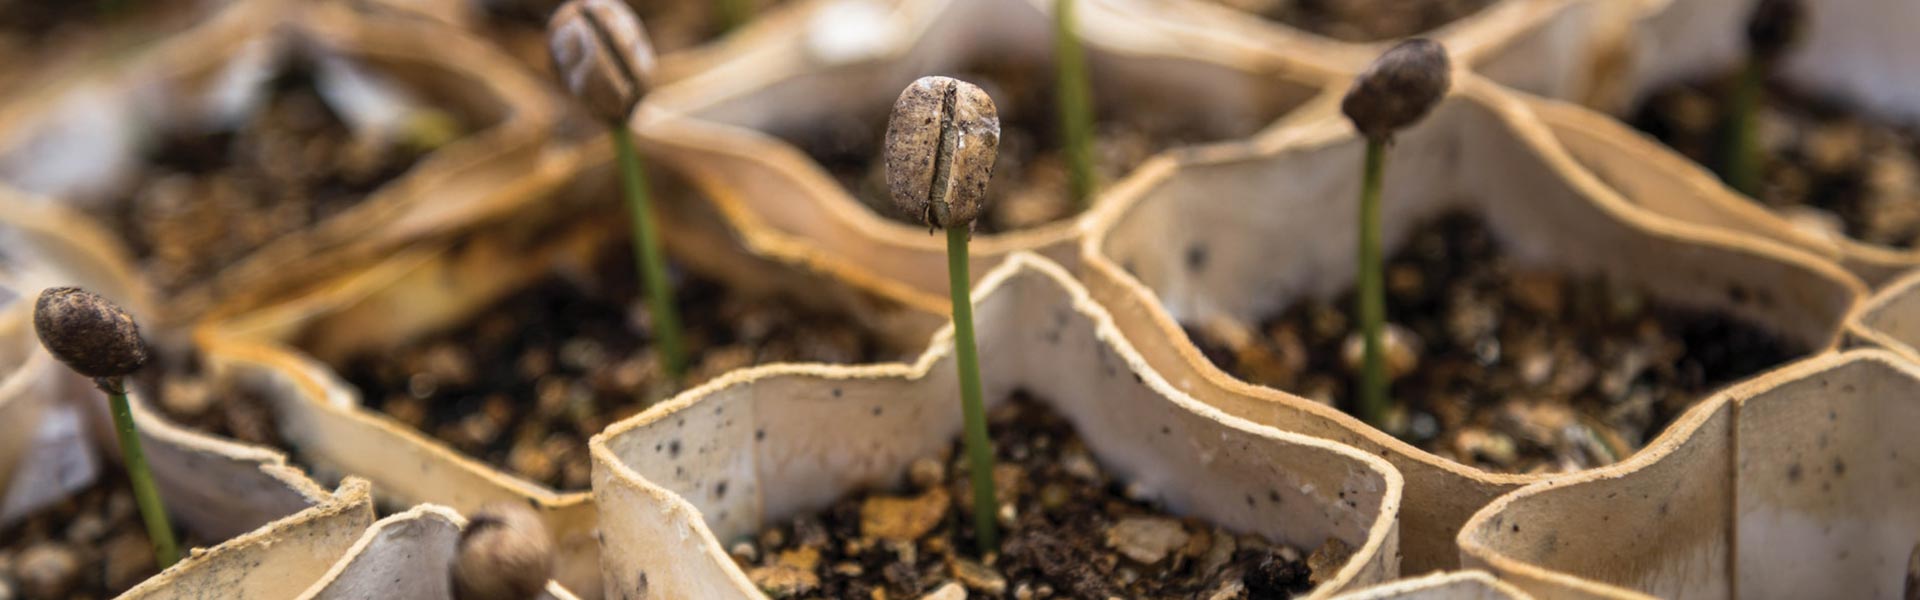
xmin=452 ymin=502 xmax=555 ymax=600
xmin=33 ymin=287 xmax=178 ymax=568
xmin=1340 ymin=38 xmax=1450 ymax=429
xmin=884 ymin=75 xmax=1003 ymax=552
xmin=548 ymin=0 xmax=688 ymax=379
xmin=1055 ymin=0 xmax=1095 ymax=211
xmin=1726 ymin=0 xmax=1804 ymax=196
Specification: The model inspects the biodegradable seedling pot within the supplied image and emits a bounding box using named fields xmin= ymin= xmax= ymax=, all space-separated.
xmin=1076 ymin=73 xmax=1863 ymax=571
xmin=295 ymin=504 xmax=579 ymax=599
xmin=0 ymin=0 xmax=560 ymax=325
xmin=638 ymin=0 xmax=1334 ymax=319
xmin=1552 ymin=0 xmax=1920 ymax=285
xmin=589 ymin=253 xmax=1403 ymax=598
xmin=1459 ymin=350 xmax=1920 ymax=599
xmin=1330 ymin=571 xmax=1531 ymax=600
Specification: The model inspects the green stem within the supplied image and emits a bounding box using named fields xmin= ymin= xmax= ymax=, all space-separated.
xmin=613 ymin=125 xmax=687 ymax=380
xmin=715 ymin=0 xmax=749 ymax=33
xmin=1723 ymin=58 xmax=1764 ymax=197
xmin=106 ymin=380 xmax=178 ymax=569
xmin=947 ymin=226 xmax=998 ymax=554
xmin=1054 ymin=0 xmax=1096 ymax=212
xmin=1357 ymin=139 xmax=1388 ymax=429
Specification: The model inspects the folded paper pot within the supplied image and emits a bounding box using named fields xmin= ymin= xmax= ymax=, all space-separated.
xmin=295 ymin=504 xmax=579 ymax=600
xmin=1329 ymin=570 xmax=1532 ymax=600
xmin=1846 ymin=269 xmax=1920 ymax=363
xmin=1459 ymin=350 xmax=1920 ymax=599
xmin=590 ymin=253 xmax=1403 ymax=598
xmin=1077 ymin=72 xmax=1863 ymax=572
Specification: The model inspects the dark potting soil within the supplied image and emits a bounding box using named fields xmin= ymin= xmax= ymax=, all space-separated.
xmin=784 ymin=61 xmax=1240 ymax=235
xmin=1202 ymin=0 xmax=1495 ymax=42
xmin=340 ymin=237 xmax=892 ymax=491
xmin=141 ymin=349 xmax=285 ymax=451
xmin=1184 ymin=210 xmax=1803 ymax=474
xmin=1631 ymin=73 xmax=1920 ymax=247
xmin=731 ymin=392 xmax=1339 ymax=599
xmin=100 ymin=60 xmax=463 ymax=296
xmin=0 ymin=479 xmax=202 ymax=599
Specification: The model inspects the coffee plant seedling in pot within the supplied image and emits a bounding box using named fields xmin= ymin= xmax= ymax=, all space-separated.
xmin=1055 ymin=0 xmax=1096 ymax=212
xmin=884 ymin=75 xmax=1004 ymax=553
xmin=1340 ymin=39 xmax=1450 ymax=430
xmin=33 ymin=287 xmax=178 ymax=568
xmin=548 ymin=0 xmax=689 ymax=380
xmin=1726 ymin=0 xmax=1805 ymax=196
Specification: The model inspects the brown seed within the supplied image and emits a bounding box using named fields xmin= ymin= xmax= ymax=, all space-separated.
xmin=1341 ymin=38 xmax=1451 ymax=143
xmin=452 ymin=503 xmax=555 ymax=600
xmin=33 ymin=287 xmax=149 ymax=379
xmin=1746 ymin=0 xmax=1805 ymax=65
xmin=884 ymin=76 xmax=1000 ymax=230
xmin=547 ymin=0 xmax=657 ymax=123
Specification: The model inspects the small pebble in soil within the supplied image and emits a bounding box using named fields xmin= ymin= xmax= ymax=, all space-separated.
xmin=1186 ymin=210 xmax=1803 ymax=473
xmin=343 ymin=238 xmax=891 ymax=490
xmin=730 ymin=393 xmax=1319 ymax=599
xmin=1631 ymin=75 xmax=1920 ymax=247
xmin=1202 ymin=0 xmax=1495 ymax=42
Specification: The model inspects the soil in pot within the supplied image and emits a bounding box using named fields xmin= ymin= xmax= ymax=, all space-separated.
xmin=142 ymin=348 xmax=287 ymax=451
xmin=1631 ymin=74 xmax=1920 ymax=248
xmin=781 ymin=60 xmax=1265 ymax=235
xmin=476 ymin=0 xmax=792 ymax=71
xmin=0 ymin=479 xmax=207 ymax=599
xmin=1199 ymin=0 xmax=1495 ymax=43
xmin=729 ymin=392 xmax=1339 ymax=599
xmin=1183 ymin=210 xmax=1803 ymax=474
xmin=99 ymin=58 xmax=470 ymax=296
xmin=338 ymin=235 xmax=894 ymax=491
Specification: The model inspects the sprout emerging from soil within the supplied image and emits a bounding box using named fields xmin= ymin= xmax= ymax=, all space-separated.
xmin=548 ymin=0 xmax=688 ymax=379
xmin=1726 ymin=0 xmax=1805 ymax=196
xmin=32 ymin=287 xmax=179 ymax=569
xmin=1340 ymin=39 xmax=1450 ymax=430
xmin=884 ymin=75 xmax=1003 ymax=553
xmin=452 ymin=502 xmax=555 ymax=600
xmin=1055 ymin=0 xmax=1096 ymax=212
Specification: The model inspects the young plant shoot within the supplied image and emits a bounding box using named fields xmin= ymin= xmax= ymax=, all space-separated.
xmin=1054 ymin=0 xmax=1096 ymax=211
xmin=884 ymin=75 xmax=1003 ymax=553
xmin=1340 ymin=39 xmax=1450 ymax=430
xmin=452 ymin=502 xmax=556 ymax=600
xmin=33 ymin=287 xmax=178 ymax=568
xmin=1727 ymin=0 xmax=1804 ymax=196
xmin=548 ymin=0 xmax=688 ymax=380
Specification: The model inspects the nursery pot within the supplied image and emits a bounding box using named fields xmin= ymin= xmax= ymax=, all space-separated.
xmin=589 ymin=254 xmax=1403 ymax=598
xmin=1459 ymin=350 xmax=1920 ymax=599
xmin=1330 ymin=570 xmax=1532 ymax=600
xmin=1550 ymin=0 xmax=1920 ymax=285
xmin=638 ymin=0 xmax=1332 ymax=317
xmin=1076 ymin=73 xmax=1863 ymax=571
xmin=0 ymin=0 xmax=560 ymax=325
xmin=1845 ymin=269 xmax=1920 ymax=364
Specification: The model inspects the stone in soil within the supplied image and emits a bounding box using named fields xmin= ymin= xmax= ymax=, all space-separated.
xmin=0 ymin=481 xmax=200 ymax=599
xmin=728 ymin=393 xmax=1318 ymax=599
xmin=1202 ymin=0 xmax=1495 ymax=42
xmin=341 ymin=237 xmax=891 ymax=490
xmin=1186 ymin=210 xmax=1804 ymax=474
xmin=100 ymin=58 xmax=467 ymax=295
xmin=780 ymin=60 xmax=1273 ymax=234
xmin=1631 ymin=74 xmax=1920 ymax=247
